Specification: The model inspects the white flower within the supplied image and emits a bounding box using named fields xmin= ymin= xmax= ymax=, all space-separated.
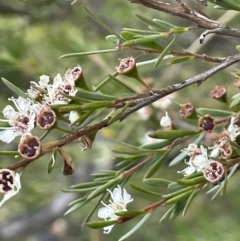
xmin=178 ymin=144 xmax=209 ymax=176
xmin=98 ymin=185 xmax=133 ymax=234
xmin=227 ymin=117 xmax=240 ymax=141
xmin=0 ymin=97 xmax=35 ymax=143
xmin=0 ymin=169 xmax=21 ymax=207
xmin=160 ymin=111 xmax=172 ymax=127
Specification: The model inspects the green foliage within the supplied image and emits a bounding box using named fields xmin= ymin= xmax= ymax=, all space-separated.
xmin=1 ymin=0 xmax=240 ymax=241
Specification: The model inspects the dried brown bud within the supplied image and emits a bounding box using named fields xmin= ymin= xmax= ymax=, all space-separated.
xmin=36 ymin=107 xmax=56 ymax=129
xmin=179 ymin=102 xmax=195 ymax=118
xmin=116 ymin=56 xmax=136 ymax=75
xmin=58 ymin=148 xmax=75 ymax=175
xmin=198 ymin=115 xmax=215 ymax=132
xmin=78 ymin=135 xmax=92 ymax=151
xmin=234 ymin=78 xmax=240 ymax=89
xmin=220 ymin=143 xmax=232 ymax=159
xmin=203 ymin=160 xmax=224 ymax=183
xmin=210 ymin=85 xmax=227 ymax=102
xmin=65 ymin=65 xmax=90 ymax=90
xmin=18 ymin=135 xmax=41 ymax=160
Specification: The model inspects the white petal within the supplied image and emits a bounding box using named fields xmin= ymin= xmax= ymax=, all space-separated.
xmin=39 ymin=75 xmax=50 ymax=86
xmin=53 ymin=74 xmax=63 ymax=86
xmin=122 ymin=189 xmax=133 ymax=203
xmin=0 ymin=129 xmax=17 ymax=143
xmin=103 ymin=224 xmax=115 ymax=234
xmin=98 ymin=207 xmax=112 ymax=219
xmin=15 ymin=97 xmax=30 ymax=113
xmin=69 ymin=111 xmax=80 ymax=124
xmin=2 ymin=106 xmax=18 ymax=120
xmin=0 ymin=188 xmax=20 ymax=208
xmin=178 ymin=166 xmax=196 ymax=176
xmin=111 ymin=185 xmax=123 ymax=203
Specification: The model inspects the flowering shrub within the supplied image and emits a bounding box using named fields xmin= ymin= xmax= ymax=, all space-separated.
xmin=2 ymin=0 xmax=240 ymax=239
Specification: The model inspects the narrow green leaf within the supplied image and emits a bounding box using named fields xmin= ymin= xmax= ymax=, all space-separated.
xmin=144 ymin=152 xmax=169 ymax=179
xmin=62 ymin=186 xmax=97 ymax=193
xmin=60 ymin=49 xmax=117 ymax=59
xmin=121 ymin=33 xmax=168 ymax=46
xmin=170 ymin=27 xmax=190 ymax=34
xmin=148 ymin=129 xmax=200 ymax=139
xmin=143 ymin=178 xmax=172 ymax=187
xmin=154 ymin=36 xmax=177 ymax=68
xmin=123 ymin=27 xmax=159 ymax=34
xmin=152 ymin=18 xmax=176 ymax=30
xmin=108 ymin=74 xmax=136 ymax=93
xmin=129 ymin=183 xmax=162 ymax=196
xmin=162 ymin=186 xmax=193 ymax=199
xmin=230 ymin=93 xmax=240 ymax=108
xmin=85 ymin=220 xmax=116 ymax=229
xmin=1 ymin=78 xmax=29 ymax=98
xmin=64 ymin=199 xmax=88 ymax=216
xmin=106 ymin=35 xmax=119 ymax=44
xmin=176 ymin=176 xmax=206 ymax=186
xmin=211 ymin=163 xmax=239 ymax=200
xmin=159 ymin=205 xmax=175 ymax=222
xmin=167 ymin=56 xmax=194 ymax=65
xmin=168 ymin=182 xmax=184 ymax=189
xmin=86 ymin=177 xmax=121 ymax=201
xmin=170 ymin=197 xmax=188 ymax=219
xmin=76 ymin=89 xmax=117 ymax=101
xmin=82 ymin=193 xmax=106 ymax=227
xmin=0 ymin=150 xmax=19 ymax=156
xmin=74 ymin=110 xmax=101 ymax=128
xmin=165 ymin=190 xmax=192 ymax=204
xmin=121 ymin=31 xmax=136 ymax=40
xmin=109 ymin=101 xmax=134 ymax=125
xmin=118 ymin=213 xmax=151 ymax=241
xmin=139 ymin=140 xmax=172 ymax=150
xmin=136 ymin=14 xmax=167 ymax=28
xmin=94 ymin=72 xmax=118 ymax=91
xmin=183 ymin=187 xmax=199 ymax=216
xmin=51 ymin=104 xmax=81 ymax=111
xmin=115 ymin=209 xmax=145 ymax=217
xmin=68 ymin=197 xmax=87 ymax=206
xmin=83 ymin=6 xmax=123 ymax=40
xmin=196 ymin=108 xmax=232 ymax=117
xmin=80 ymin=101 xmax=114 ymax=110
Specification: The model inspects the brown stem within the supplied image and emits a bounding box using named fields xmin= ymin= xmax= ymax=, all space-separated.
xmin=7 ymin=53 xmax=240 ymax=171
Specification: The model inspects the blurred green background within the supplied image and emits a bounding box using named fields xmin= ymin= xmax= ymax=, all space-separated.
xmin=0 ymin=0 xmax=240 ymax=240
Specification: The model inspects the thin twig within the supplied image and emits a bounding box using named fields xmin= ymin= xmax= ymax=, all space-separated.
xmin=7 ymin=53 xmax=240 ymax=171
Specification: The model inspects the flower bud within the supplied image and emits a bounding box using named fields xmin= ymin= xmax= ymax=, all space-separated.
xmin=210 ymin=85 xmax=227 ymax=103
xmin=203 ymin=160 xmax=224 ymax=183
xmin=18 ymin=135 xmax=41 ymax=160
xmin=179 ymin=102 xmax=196 ymax=118
xmin=36 ymin=107 xmax=56 ymax=130
xmin=198 ymin=115 xmax=215 ymax=132
xmin=160 ymin=111 xmax=172 ymax=129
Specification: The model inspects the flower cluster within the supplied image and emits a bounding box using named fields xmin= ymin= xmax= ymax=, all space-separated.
xmin=209 ymin=116 xmax=240 ymax=159
xmin=0 ymin=66 xmax=82 ymax=206
xmin=179 ymin=144 xmax=224 ymax=183
xmin=98 ymin=185 xmax=133 ymax=234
